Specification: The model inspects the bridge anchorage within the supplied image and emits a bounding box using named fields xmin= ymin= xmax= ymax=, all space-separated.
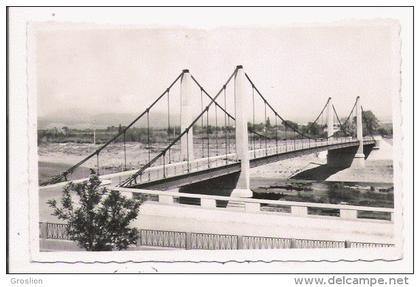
xmin=41 ymin=65 xmax=377 ymax=198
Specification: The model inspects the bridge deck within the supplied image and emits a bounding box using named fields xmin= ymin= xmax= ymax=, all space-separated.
xmin=39 ymin=137 xmax=376 ymax=192
xmin=127 ymin=137 xmax=376 ymax=189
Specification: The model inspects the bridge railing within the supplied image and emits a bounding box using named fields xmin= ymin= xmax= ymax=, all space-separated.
xmin=39 ymin=222 xmax=393 ymax=250
xmin=133 ymin=136 xmax=369 ymax=184
xmin=248 ymin=137 xmax=362 ymax=159
xmin=114 ymin=187 xmax=394 ymax=222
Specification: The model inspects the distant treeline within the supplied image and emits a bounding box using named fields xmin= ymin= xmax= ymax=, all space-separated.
xmin=37 ymin=121 xmax=320 ymax=145
xmin=37 ymin=111 xmax=392 ymax=144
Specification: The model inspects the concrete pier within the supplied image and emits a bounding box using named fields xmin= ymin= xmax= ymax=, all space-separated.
xmin=232 ymin=66 xmax=252 ymax=198
xmin=327 ymin=96 xmax=366 ymax=168
xmin=327 ymin=97 xmax=334 ymax=138
xmin=352 ymin=96 xmax=365 ymax=168
xmin=180 ymin=69 xmax=194 ymax=162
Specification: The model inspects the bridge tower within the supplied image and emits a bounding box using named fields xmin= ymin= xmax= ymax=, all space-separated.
xmin=180 ymin=69 xmax=194 ymax=162
xmin=327 ymin=97 xmax=334 ymax=138
xmin=327 ymin=96 xmax=365 ymax=168
xmin=231 ymin=65 xmax=253 ymax=198
xmin=352 ymin=96 xmax=365 ymax=168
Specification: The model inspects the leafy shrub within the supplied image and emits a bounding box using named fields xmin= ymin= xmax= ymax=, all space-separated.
xmin=47 ymin=170 xmax=140 ymax=251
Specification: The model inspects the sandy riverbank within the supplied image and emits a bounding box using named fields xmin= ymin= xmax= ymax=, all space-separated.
xmin=250 ymin=138 xmax=393 ymax=184
xmin=326 ymin=138 xmax=393 ymax=183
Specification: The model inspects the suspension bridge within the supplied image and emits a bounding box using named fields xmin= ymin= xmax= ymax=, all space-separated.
xmin=38 ymin=65 xmax=395 ymax=249
xmin=41 ymin=65 xmax=378 ymax=198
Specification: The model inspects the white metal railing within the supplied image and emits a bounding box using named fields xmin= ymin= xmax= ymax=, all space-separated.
xmin=114 ymin=186 xmax=393 ymax=222
xmin=248 ymin=137 xmax=363 ymax=159
xmin=39 ymin=223 xmax=394 ymax=249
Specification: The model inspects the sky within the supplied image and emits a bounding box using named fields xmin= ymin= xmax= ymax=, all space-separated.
xmin=35 ymin=22 xmax=399 ymax=127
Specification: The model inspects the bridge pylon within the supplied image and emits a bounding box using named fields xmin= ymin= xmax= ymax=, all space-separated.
xmin=231 ymin=65 xmax=253 ymax=198
xmin=327 ymin=97 xmax=334 ymax=138
xmin=352 ymin=96 xmax=365 ymax=168
xmin=180 ymin=69 xmax=194 ymax=162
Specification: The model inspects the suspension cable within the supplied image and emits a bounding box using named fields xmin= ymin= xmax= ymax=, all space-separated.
xmin=226 ymin=85 xmax=231 ymax=155
xmin=190 ymin=75 xmax=235 ymax=121
xmin=41 ymin=71 xmax=185 ymax=186
xmin=215 ymin=103 xmax=218 ymax=155
xmin=252 ymin=85 xmax=256 ymax=158
xmin=340 ymin=100 xmax=358 ymax=131
xmin=200 ymin=88 xmax=204 ymax=158
xmin=147 ymin=110 xmax=150 ymax=181
xmin=207 ymin=108 xmax=210 ymax=168
xmin=119 ymin=67 xmax=239 ymax=187
xmin=275 ymin=115 xmax=278 ymax=153
xmin=244 ymin=72 xmax=319 ymax=140
xmin=264 ymin=100 xmax=268 ymax=155
xmin=331 ymin=103 xmax=351 ymax=137
xmin=224 ymin=85 xmax=228 ymax=163
xmin=306 ymin=98 xmax=330 ymax=131
xmin=167 ymin=89 xmax=171 ymax=162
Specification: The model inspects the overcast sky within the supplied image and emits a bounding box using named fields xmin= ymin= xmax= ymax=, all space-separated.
xmin=36 ymin=22 xmax=399 ymax=126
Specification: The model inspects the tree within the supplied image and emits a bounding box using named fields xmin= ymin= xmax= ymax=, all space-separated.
xmin=47 ymin=170 xmax=140 ymax=251
xmin=265 ymin=117 xmax=271 ymax=128
xmin=62 ymin=126 xmax=70 ymax=136
xmin=284 ymin=120 xmax=299 ymax=131
xmin=338 ymin=116 xmax=356 ymax=137
xmin=362 ymin=110 xmax=380 ymax=135
xmin=377 ymin=125 xmax=393 ymax=137
xmin=302 ymin=122 xmax=325 ymax=137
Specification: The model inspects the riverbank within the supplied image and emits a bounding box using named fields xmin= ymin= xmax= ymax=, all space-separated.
xmin=326 ymin=138 xmax=393 ymax=183
xmin=325 ymin=160 xmax=393 ymax=183
xmin=250 ymin=138 xmax=393 ymax=184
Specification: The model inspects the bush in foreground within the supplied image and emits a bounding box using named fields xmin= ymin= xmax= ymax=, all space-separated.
xmin=47 ymin=170 xmax=140 ymax=251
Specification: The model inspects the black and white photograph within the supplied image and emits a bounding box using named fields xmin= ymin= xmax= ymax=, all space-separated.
xmin=5 ymin=5 xmax=414 ymax=276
